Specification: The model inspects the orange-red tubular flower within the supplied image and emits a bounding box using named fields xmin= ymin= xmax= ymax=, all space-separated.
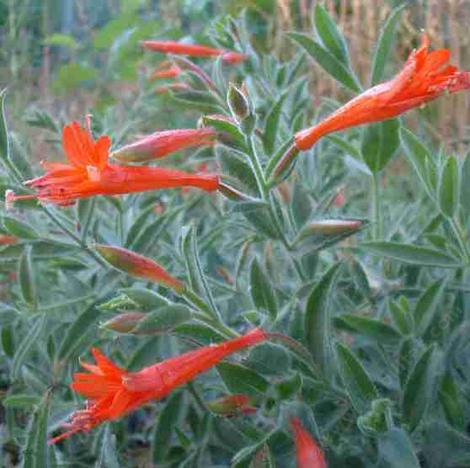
xmin=7 ymin=122 xmax=219 ymax=206
xmin=141 ymin=40 xmax=247 ymax=64
xmin=49 ymin=328 xmax=268 ymax=444
xmin=290 ymin=418 xmax=327 ymax=468
xmin=111 ymin=128 xmax=216 ymax=163
xmin=295 ymin=34 xmax=470 ymax=151
xmin=95 ymin=244 xmax=184 ymax=292
xmin=150 ymin=61 xmax=182 ymax=81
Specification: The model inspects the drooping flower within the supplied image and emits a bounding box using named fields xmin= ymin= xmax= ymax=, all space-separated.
xmin=295 ymin=34 xmax=470 ymax=151
xmin=49 ymin=328 xmax=268 ymax=443
xmin=96 ymin=244 xmax=184 ymax=293
xmin=149 ymin=61 xmax=182 ymax=81
xmin=290 ymin=418 xmax=327 ymax=468
xmin=7 ymin=122 xmax=219 ymax=206
xmin=111 ymin=128 xmax=216 ymax=163
xmin=141 ymin=40 xmax=247 ymax=64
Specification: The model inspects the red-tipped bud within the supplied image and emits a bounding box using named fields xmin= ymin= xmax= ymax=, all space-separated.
xmin=0 ymin=234 xmax=17 ymax=245
xmin=111 ymin=128 xmax=216 ymax=163
xmin=96 ymin=244 xmax=184 ymax=292
xmin=221 ymin=52 xmax=248 ymax=64
xmin=207 ymin=394 xmax=257 ymax=416
xmin=303 ymin=219 xmax=364 ymax=236
xmin=101 ymin=312 xmax=146 ymax=333
xmin=150 ymin=63 xmax=182 ymax=81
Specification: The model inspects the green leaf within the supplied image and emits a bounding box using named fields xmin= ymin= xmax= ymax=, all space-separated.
xmin=96 ymin=425 xmax=120 ymax=468
xmin=361 ymin=119 xmax=400 ymax=173
xmin=305 ymin=263 xmax=341 ymax=375
xmin=250 ymin=258 xmax=277 ymax=318
xmin=438 ymin=374 xmax=465 ymax=430
xmin=402 ymin=345 xmax=436 ymax=431
xmin=246 ymin=343 xmax=290 ymax=376
xmin=378 ymin=428 xmax=420 ymax=468
xmin=360 ymin=241 xmax=461 ymax=268
xmin=334 ymin=314 xmax=401 ymax=343
xmin=181 ymin=225 xmax=220 ymax=319
xmin=2 ymin=394 xmax=41 ymax=409
xmin=400 ymin=128 xmax=435 ymax=198
xmin=43 ymin=33 xmax=78 ymax=49
xmin=217 ymin=146 xmax=259 ymax=195
xmin=336 ymin=342 xmax=378 ymax=413
xmin=370 ymin=4 xmax=407 ymax=85
xmin=414 ymin=278 xmax=446 ymax=336
xmin=18 ymin=246 xmax=36 ymax=308
xmin=0 ymin=88 xmax=10 ymax=168
xmin=288 ymin=33 xmax=361 ymax=92
xmin=22 ymin=391 xmax=50 ymax=468
xmin=56 ymin=305 xmax=100 ymax=364
xmin=132 ymin=305 xmax=191 ymax=334
xmin=93 ymin=13 xmax=138 ymax=49
xmin=218 ymin=362 xmax=269 ymax=397
xmin=11 ymin=315 xmax=45 ymax=380
xmin=263 ymin=92 xmax=287 ymax=155
xmin=10 ymin=134 xmax=33 ymax=179
xmin=389 ymin=300 xmax=413 ymax=336
xmin=461 ymin=152 xmax=470 ymax=217
xmin=152 ymin=392 xmax=186 ymax=463
xmin=438 ymin=155 xmax=460 ymax=218
xmin=119 ymin=287 xmax=170 ymax=309
xmin=4 ymin=216 xmax=39 ymax=239
xmin=314 ymin=4 xmax=349 ymax=64
xmin=398 ymin=337 xmax=416 ymax=389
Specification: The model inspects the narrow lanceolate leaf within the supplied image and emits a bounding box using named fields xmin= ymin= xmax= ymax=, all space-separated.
xmin=378 ymin=428 xmax=420 ymax=468
xmin=288 ymin=33 xmax=361 ymax=92
xmin=152 ymin=392 xmax=186 ymax=464
xmin=402 ymin=345 xmax=436 ymax=432
xmin=361 ymin=119 xmax=400 ymax=173
xmin=96 ymin=425 xmax=120 ymax=468
xmin=400 ymin=128 xmax=435 ymax=199
xmin=11 ymin=315 xmax=46 ymax=380
xmin=132 ymin=305 xmax=191 ymax=334
xmin=414 ymin=278 xmax=446 ymax=336
xmin=371 ymin=3 xmax=407 ymax=85
xmin=360 ymin=242 xmax=461 ymax=268
xmin=461 ymin=152 xmax=470 ymax=217
xmin=56 ymin=305 xmax=99 ymax=364
xmin=250 ymin=259 xmax=277 ymax=318
xmin=181 ymin=225 xmax=220 ymax=319
xmin=263 ymin=93 xmax=287 ymax=155
xmin=4 ymin=216 xmax=39 ymax=239
xmin=0 ymin=88 xmax=10 ymax=165
xmin=438 ymin=373 xmax=465 ymax=430
xmin=314 ymin=4 xmax=349 ymax=64
xmin=334 ymin=314 xmax=401 ymax=343
xmin=336 ymin=342 xmax=378 ymax=413
xmin=18 ymin=246 xmax=36 ymax=309
xmin=438 ymin=155 xmax=460 ymax=218
xmin=218 ymin=362 xmax=269 ymax=397
xmin=305 ymin=263 xmax=341 ymax=375
xmin=22 ymin=391 xmax=51 ymax=468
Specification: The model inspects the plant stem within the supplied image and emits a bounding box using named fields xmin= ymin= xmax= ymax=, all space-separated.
xmin=449 ymin=216 xmax=470 ymax=264
xmin=371 ymin=174 xmax=382 ymax=240
xmin=42 ymin=206 xmax=106 ymax=266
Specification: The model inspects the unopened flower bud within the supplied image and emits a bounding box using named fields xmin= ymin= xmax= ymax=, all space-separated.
xmin=207 ymin=394 xmax=256 ymax=416
xmin=96 ymin=244 xmax=184 ymax=292
xmin=227 ymin=83 xmax=250 ymax=123
xmin=101 ymin=312 xmax=146 ymax=333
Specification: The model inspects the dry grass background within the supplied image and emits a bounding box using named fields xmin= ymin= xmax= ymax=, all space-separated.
xmin=276 ymin=0 xmax=470 ymax=151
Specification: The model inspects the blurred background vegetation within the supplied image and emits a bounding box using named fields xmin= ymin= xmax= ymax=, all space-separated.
xmin=0 ymin=0 xmax=469 ymax=152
